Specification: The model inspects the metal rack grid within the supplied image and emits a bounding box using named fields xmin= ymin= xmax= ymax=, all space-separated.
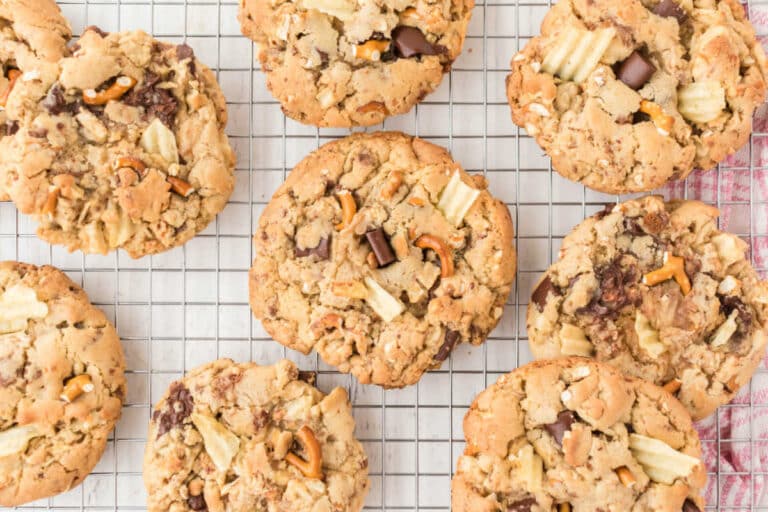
xmin=1 ymin=0 xmax=767 ymax=509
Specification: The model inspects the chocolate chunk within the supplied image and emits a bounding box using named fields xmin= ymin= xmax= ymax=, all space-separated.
xmin=545 ymin=410 xmax=575 ymax=446
xmin=508 ymin=497 xmax=537 ymax=512
xmin=43 ymin=84 xmax=75 ymax=116
xmin=84 ymin=25 xmax=109 ymax=37
xmin=0 ymin=120 xmax=18 ymax=137
xmin=617 ymin=51 xmax=656 ymax=90
xmin=682 ymin=499 xmax=701 ymax=512
xmin=392 ymin=26 xmax=446 ymax=58
xmin=653 ymin=0 xmax=688 ymax=23
xmin=176 ymin=43 xmax=194 ymax=60
xmin=123 ymin=71 xmax=179 ymax=127
xmin=294 ymin=237 xmax=331 ymax=260
xmin=594 ymin=203 xmax=616 ymax=220
xmin=28 ymin=127 xmax=48 ymax=138
xmin=365 ymin=228 xmax=396 ymax=266
xmin=253 ymin=409 xmax=269 ymax=430
xmin=720 ymin=295 xmax=752 ymax=331
xmin=154 ymin=382 xmax=194 ymax=438
xmin=187 ymin=495 xmax=207 ymax=511
xmin=434 ymin=329 xmax=461 ymax=361
xmin=531 ymin=275 xmax=560 ymax=312
xmin=578 ymin=257 xmax=641 ymax=318
xmin=298 ymin=370 xmax=317 ymax=385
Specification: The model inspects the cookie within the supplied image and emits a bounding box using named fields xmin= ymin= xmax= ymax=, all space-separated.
xmin=0 ymin=28 xmax=235 ymax=257
xmin=249 ymin=132 xmax=516 ymax=387
xmin=238 ymin=0 xmax=472 ymax=126
xmin=0 ymin=0 xmax=72 ymax=201
xmin=506 ymin=0 xmax=768 ymax=194
xmin=527 ymin=196 xmax=768 ymax=420
xmin=143 ymin=359 xmax=369 ymax=512
xmin=452 ymin=358 xmax=707 ymax=512
xmin=0 ymin=261 xmax=125 ymax=506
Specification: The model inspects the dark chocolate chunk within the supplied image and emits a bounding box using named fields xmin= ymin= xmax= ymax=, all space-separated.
xmin=176 ymin=43 xmax=194 ymax=60
xmin=365 ymin=228 xmax=396 ymax=266
xmin=544 ymin=410 xmax=575 ymax=446
xmin=594 ymin=203 xmax=616 ymax=220
xmin=653 ymin=0 xmax=688 ymax=23
xmin=0 ymin=120 xmax=18 ymax=137
xmin=578 ymin=257 xmax=641 ymax=318
xmin=298 ymin=370 xmax=317 ymax=386
xmin=123 ymin=71 xmax=179 ymax=127
xmin=294 ymin=237 xmax=331 ymax=260
xmin=28 ymin=127 xmax=48 ymax=138
xmin=507 ymin=497 xmax=537 ymax=512
xmin=531 ymin=275 xmax=560 ymax=312
xmin=682 ymin=499 xmax=701 ymax=512
xmin=42 ymin=84 xmax=76 ymax=116
xmin=84 ymin=25 xmax=109 ymax=37
xmin=720 ymin=295 xmax=752 ymax=331
xmin=392 ymin=26 xmax=446 ymax=58
xmin=617 ymin=51 xmax=656 ymax=90
xmin=154 ymin=382 xmax=194 ymax=438
xmin=253 ymin=409 xmax=269 ymax=430
xmin=434 ymin=329 xmax=461 ymax=361
xmin=187 ymin=495 xmax=207 ymax=511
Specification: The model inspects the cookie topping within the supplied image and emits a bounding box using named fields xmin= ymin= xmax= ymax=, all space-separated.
xmin=615 ymin=466 xmax=636 ymax=487
xmin=187 ymin=495 xmax=207 ymax=511
xmin=82 ymin=75 xmax=137 ymax=105
xmin=285 ymin=425 xmax=323 ymax=479
xmin=653 ymin=0 xmax=688 ymax=23
xmin=682 ymin=499 xmax=702 ymax=512
xmin=507 ymin=497 xmax=537 ymax=511
xmin=639 ymin=99 xmax=674 ymax=136
xmin=663 ymin=378 xmax=682 ymax=394
xmin=531 ymin=275 xmax=559 ymax=312
xmin=544 ymin=410 xmax=575 ymax=446
xmin=295 ymin=237 xmax=331 ymax=259
xmin=541 ymin=27 xmax=615 ymax=82
xmin=140 ymin=118 xmax=179 ymax=164
xmin=617 ymin=51 xmax=656 ymax=90
xmin=167 ymin=176 xmax=195 ymax=197
xmin=0 ymin=285 xmax=49 ymax=334
xmin=176 ymin=43 xmax=194 ymax=60
xmin=392 ymin=26 xmax=444 ymax=58
xmin=354 ymin=39 xmax=390 ymax=61
xmin=642 ymin=251 xmax=691 ymax=295
xmin=335 ymin=190 xmax=357 ymax=230
xmin=365 ymin=228 xmax=396 ymax=266
xmin=415 ymin=234 xmax=454 ymax=278
xmin=709 ymin=310 xmax=739 ymax=348
xmin=60 ymin=374 xmax=95 ymax=403
xmin=434 ymin=329 xmax=461 ymax=361
xmin=190 ymin=413 xmax=241 ymax=472
xmin=0 ymin=425 xmax=43 ymax=458
xmin=678 ymin=81 xmax=726 ymax=124
xmin=363 ymin=277 xmax=405 ymax=322
xmin=123 ymin=71 xmax=179 ymax=127
xmin=437 ymin=171 xmax=480 ymax=226
xmin=0 ymin=69 xmax=21 ymax=107
xmin=42 ymin=84 xmax=73 ymax=115
xmin=154 ymin=383 xmax=194 ymax=438
xmin=629 ymin=433 xmax=701 ymax=484
xmin=559 ymin=323 xmax=594 ymax=356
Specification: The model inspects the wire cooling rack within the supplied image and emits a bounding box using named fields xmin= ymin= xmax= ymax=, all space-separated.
xmin=1 ymin=0 xmax=768 ymax=510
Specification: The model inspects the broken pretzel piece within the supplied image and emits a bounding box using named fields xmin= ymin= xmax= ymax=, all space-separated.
xmin=83 ymin=76 xmax=137 ymax=105
xmin=615 ymin=466 xmax=636 ymax=487
xmin=42 ymin=188 xmax=59 ymax=215
xmin=335 ymin=190 xmax=357 ymax=230
xmin=311 ymin=313 xmax=343 ymax=337
xmin=639 ymin=100 xmax=674 ymax=136
xmin=285 ymin=425 xmax=323 ymax=479
xmin=663 ymin=379 xmax=682 ymax=394
xmin=114 ymin=156 xmax=147 ymax=176
xmin=354 ymin=39 xmax=390 ymax=61
xmin=0 ymin=69 xmax=21 ymax=107
xmin=415 ymin=234 xmax=454 ymax=278
xmin=331 ymin=280 xmax=368 ymax=299
xmin=61 ymin=374 xmax=95 ymax=403
xmin=167 ymin=176 xmax=194 ymax=197
xmin=642 ymin=251 xmax=691 ymax=295
xmin=380 ymin=170 xmax=404 ymax=199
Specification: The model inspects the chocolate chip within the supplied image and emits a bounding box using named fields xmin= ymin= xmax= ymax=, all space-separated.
xmin=507 ymin=497 xmax=537 ymax=512
xmin=720 ymin=295 xmax=752 ymax=331
xmin=43 ymin=84 xmax=75 ymax=116
xmin=28 ymin=128 xmax=48 ymax=138
xmin=617 ymin=51 xmax=656 ymax=90
xmin=187 ymin=495 xmax=207 ymax=511
xmin=123 ymin=71 xmax=179 ymax=127
xmin=682 ymin=499 xmax=701 ymax=512
xmin=298 ymin=370 xmax=317 ymax=386
xmin=434 ymin=329 xmax=461 ymax=361
xmin=176 ymin=44 xmax=194 ymax=60
xmin=545 ymin=410 xmax=575 ymax=446
xmin=594 ymin=203 xmax=616 ymax=220
xmin=154 ymin=382 xmax=194 ymax=438
xmin=365 ymin=228 xmax=396 ymax=266
xmin=392 ymin=26 xmax=446 ymax=58
xmin=83 ymin=25 xmax=109 ymax=37
xmin=531 ymin=275 xmax=560 ymax=312
xmin=653 ymin=0 xmax=688 ymax=23
xmin=0 ymin=120 xmax=18 ymax=137
xmin=578 ymin=257 xmax=641 ymax=318
xmin=294 ymin=237 xmax=331 ymax=260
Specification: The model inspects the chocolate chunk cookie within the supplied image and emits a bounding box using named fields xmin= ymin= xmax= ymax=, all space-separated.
xmin=249 ymin=132 xmax=516 ymax=387
xmin=238 ymin=0 xmax=472 ymax=126
xmin=528 ymin=196 xmax=768 ymax=420
xmin=143 ymin=359 xmax=369 ymax=512
xmin=452 ymin=358 xmax=706 ymax=512
xmin=506 ymin=0 xmax=768 ymax=194
xmin=0 ymin=28 xmax=235 ymax=257
xmin=0 ymin=0 xmax=72 ymax=201
xmin=0 ymin=261 xmax=125 ymax=506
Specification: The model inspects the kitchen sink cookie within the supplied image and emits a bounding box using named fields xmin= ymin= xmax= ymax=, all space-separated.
xmin=452 ymin=358 xmax=707 ymax=512
xmin=143 ymin=359 xmax=369 ymax=512
xmin=527 ymin=196 xmax=768 ymax=420
xmin=0 ymin=0 xmax=72 ymax=201
xmin=1 ymin=28 xmax=235 ymax=257
xmin=506 ymin=0 xmax=767 ymax=194
xmin=249 ymin=132 xmax=516 ymax=387
xmin=0 ymin=261 xmax=125 ymax=506
xmin=238 ymin=0 xmax=472 ymax=126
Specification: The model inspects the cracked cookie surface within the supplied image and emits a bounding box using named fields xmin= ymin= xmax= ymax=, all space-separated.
xmin=506 ymin=0 xmax=768 ymax=194
xmin=0 ymin=0 xmax=72 ymax=201
xmin=452 ymin=358 xmax=706 ymax=512
xmin=248 ymin=132 xmax=516 ymax=388
xmin=238 ymin=0 xmax=472 ymax=126
xmin=527 ymin=196 xmax=768 ymax=420
xmin=0 ymin=261 xmax=125 ymax=507
xmin=143 ymin=358 xmax=369 ymax=512
xmin=0 ymin=28 xmax=235 ymax=257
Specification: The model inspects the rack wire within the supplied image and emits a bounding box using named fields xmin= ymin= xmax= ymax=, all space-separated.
xmin=1 ymin=0 xmax=767 ymax=509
